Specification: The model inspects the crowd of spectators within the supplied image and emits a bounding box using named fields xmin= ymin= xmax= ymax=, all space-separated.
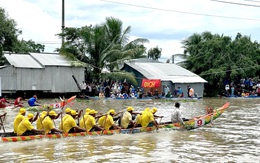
xmin=80 ymin=80 xmax=142 ymax=99
xmin=223 ymin=77 xmax=260 ymax=97
xmin=79 ymin=80 xmax=193 ymax=99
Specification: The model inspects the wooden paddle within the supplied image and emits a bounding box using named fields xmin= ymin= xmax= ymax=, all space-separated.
xmin=60 ymin=97 xmax=66 ymax=131
xmin=82 ymin=112 xmax=87 ymax=130
xmin=0 ymin=113 xmax=7 ymax=133
xmin=159 ymin=116 xmax=163 ymax=125
xmin=101 ymin=114 xmax=108 ymax=135
xmin=77 ymin=109 xmax=83 ymax=126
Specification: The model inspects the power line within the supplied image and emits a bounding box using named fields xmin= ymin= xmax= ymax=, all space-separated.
xmin=211 ymin=0 xmax=260 ymax=7
xmin=243 ymin=0 xmax=260 ymax=3
xmin=100 ymin=0 xmax=260 ymax=21
xmin=200 ymin=65 xmax=260 ymax=76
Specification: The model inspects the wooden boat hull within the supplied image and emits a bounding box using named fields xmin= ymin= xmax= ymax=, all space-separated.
xmin=0 ymin=102 xmax=229 ymax=143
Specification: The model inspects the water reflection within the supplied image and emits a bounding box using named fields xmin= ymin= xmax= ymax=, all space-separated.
xmin=0 ymin=98 xmax=259 ymax=162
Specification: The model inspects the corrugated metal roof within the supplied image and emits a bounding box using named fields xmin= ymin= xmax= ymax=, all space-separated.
xmin=4 ymin=53 xmax=72 ymax=68
xmin=4 ymin=54 xmax=43 ymax=68
xmin=125 ymin=62 xmax=207 ymax=83
xmin=30 ymin=53 xmax=71 ymax=66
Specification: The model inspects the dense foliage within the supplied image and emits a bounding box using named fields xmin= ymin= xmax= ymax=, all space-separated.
xmin=13 ymin=39 xmax=45 ymax=53
xmin=57 ymin=17 xmax=150 ymax=85
xmin=0 ymin=7 xmax=45 ymax=65
xmin=182 ymin=31 xmax=260 ymax=95
xmin=2 ymin=5 xmax=259 ymax=95
xmin=0 ymin=8 xmax=21 ymax=65
xmin=147 ymin=46 xmax=162 ymax=60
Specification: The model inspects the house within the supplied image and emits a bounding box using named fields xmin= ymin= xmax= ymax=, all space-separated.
xmin=0 ymin=53 xmax=84 ymax=97
xmin=121 ymin=58 xmax=207 ymax=97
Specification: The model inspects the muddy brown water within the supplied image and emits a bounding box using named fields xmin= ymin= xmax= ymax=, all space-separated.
xmin=0 ymin=98 xmax=259 ymax=162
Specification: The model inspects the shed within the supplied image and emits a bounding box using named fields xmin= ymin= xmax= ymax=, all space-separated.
xmin=0 ymin=53 xmax=84 ymax=96
xmin=121 ymin=59 xmax=207 ymax=97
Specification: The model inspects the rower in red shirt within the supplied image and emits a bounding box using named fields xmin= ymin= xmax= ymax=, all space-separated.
xmin=0 ymin=97 xmax=10 ymax=108
xmin=14 ymin=97 xmax=24 ymax=107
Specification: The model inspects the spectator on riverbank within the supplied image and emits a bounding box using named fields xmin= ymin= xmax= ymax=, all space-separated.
xmin=80 ymin=81 xmax=86 ymax=95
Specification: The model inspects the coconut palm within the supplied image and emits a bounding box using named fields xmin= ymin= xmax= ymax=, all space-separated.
xmin=57 ymin=17 xmax=149 ymax=85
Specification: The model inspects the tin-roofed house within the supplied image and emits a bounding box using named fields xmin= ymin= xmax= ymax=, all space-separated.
xmin=0 ymin=53 xmax=84 ymax=97
xmin=121 ymin=58 xmax=207 ymax=98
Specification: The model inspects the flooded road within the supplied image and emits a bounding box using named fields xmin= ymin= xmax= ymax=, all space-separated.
xmin=0 ymin=98 xmax=259 ymax=162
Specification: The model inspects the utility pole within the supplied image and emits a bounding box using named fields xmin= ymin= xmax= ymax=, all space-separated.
xmin=61 ymin=0 xmax=65 ymax=46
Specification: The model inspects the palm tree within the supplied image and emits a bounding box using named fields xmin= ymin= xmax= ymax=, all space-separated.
xmin=147 ymin=46 xmax=162 ymax=60
xmin=57 ymin=17 xmax=149 ymax=85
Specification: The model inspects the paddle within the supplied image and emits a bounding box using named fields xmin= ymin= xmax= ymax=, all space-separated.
xmin=159 ymin=116 xmax=163 ymax=125
xmin=82 ymin=111 xmax=87 ymax=130
xmin=77 ymin=109 xmax=83 ymax=126
xmin=60 ymin=97 xmax=66 ymax=131
xmin=101 ymin=114 xmax=108 ymax=135
xmin=0 ymin=113 xmax=7 ymax=133
xmin=59 ymin=96 xmax=77 ymax=132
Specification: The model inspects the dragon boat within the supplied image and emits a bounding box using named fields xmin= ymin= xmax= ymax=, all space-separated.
xmin=0 ymin=102 xmax=229 ymax=143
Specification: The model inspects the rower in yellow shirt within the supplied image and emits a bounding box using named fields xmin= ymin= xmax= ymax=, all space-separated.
xmin=59 ymin=108 xmax=71 ymax=130
xmin=133 ymin=108 xmax=159 ymax=130
xmin=98 ymin=109 xmax=121 ymax=131
xmin=42 ymin=111 xmax=63 ymax=134
xmin=62 ymin=110 xmax=86 ymax=133
xmin=150 ymin=107 xmax=163 ymax=125
xmin=79 ymin=108 xmax=91 ymax=128
xmin=36 ymin=111 xmax=47 ymax=130
xmin=13 ymin=108 xmax=26 ymax=135
xmin=140 ymin=108 xmax=159 ymax=129
xmin=85 ymin=110 xmax=103 ymax=132
xmin=120 ymin=107 xmax=135 ymax=129
xmin=17 ymin=113 xmax=44 ymax=136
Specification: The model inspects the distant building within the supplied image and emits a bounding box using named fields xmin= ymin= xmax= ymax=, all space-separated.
xmin=0 ymin=53 xmax=84 ymax=97
xmin=121 ymin=58 xmax=207 ymax=97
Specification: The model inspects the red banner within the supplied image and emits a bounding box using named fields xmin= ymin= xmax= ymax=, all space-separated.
xmin=141 ymin=79 xmax=161 ymax=88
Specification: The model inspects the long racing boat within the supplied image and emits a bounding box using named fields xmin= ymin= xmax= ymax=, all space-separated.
xmin=0 ymin=102 xmax=229 ymax=143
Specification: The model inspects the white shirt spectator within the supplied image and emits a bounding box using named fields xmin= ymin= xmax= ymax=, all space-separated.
xmin=225 ymin=84 xmax=230 ymax=91
xmin=80 ymin=81 xmax=86 ymax=90
xmin=88 ymin=85 xmax=92 ymax=92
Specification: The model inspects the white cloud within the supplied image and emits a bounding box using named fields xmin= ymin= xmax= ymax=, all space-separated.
xmin=1 ymin=0 xmax=260 ymax=57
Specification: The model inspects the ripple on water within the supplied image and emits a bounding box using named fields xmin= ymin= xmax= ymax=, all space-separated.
xmin=0 ymin=98 xmax=260 ymax=162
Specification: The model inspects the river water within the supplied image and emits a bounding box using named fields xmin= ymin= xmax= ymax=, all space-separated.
xmin=0 ymin=97 xmax=259 ymax=163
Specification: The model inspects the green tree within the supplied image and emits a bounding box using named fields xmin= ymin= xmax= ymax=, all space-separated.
xmin=0 ymin=7 xmax=45 ymax=64
xmin=182 ymin=31 xmax=260 ymax=95
xmin=14 ymin=39 xmax=45 ymax=53
xmin=147 ymin=46 xmax=162 ymax=60
xmin=0 ymin=8 xmax=21 ymax=65
xmin=57 ymin=17 xmax=149 ymax=85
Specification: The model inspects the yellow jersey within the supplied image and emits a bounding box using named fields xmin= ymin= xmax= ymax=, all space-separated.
xmin=42 ymin=116 xmax=55 ymax=134
xmin=85 ymin=115 xmax=96 ymax=132
xmin=13 ymin=114 xmax=24 ymax=134
xmin=59 ymin=114 xmax=70 ymax=130
xmin=62 ymin=116 xmax=77 ymax=133
xmin=17 ymin=118 xmax=34 ymax=136
xmin=79 ymin=114 xmax=90 ymax=128
xmin=140 ymin=111 xmax=154 ymax=127
xmin=36 ymin=114 xmax=46 ymax=130
xmin=121 ymin=111 xmax=132 ymax=129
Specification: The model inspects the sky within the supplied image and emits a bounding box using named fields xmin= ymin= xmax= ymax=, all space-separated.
xmin=1 ymin=0 xmax=260 ymax=61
